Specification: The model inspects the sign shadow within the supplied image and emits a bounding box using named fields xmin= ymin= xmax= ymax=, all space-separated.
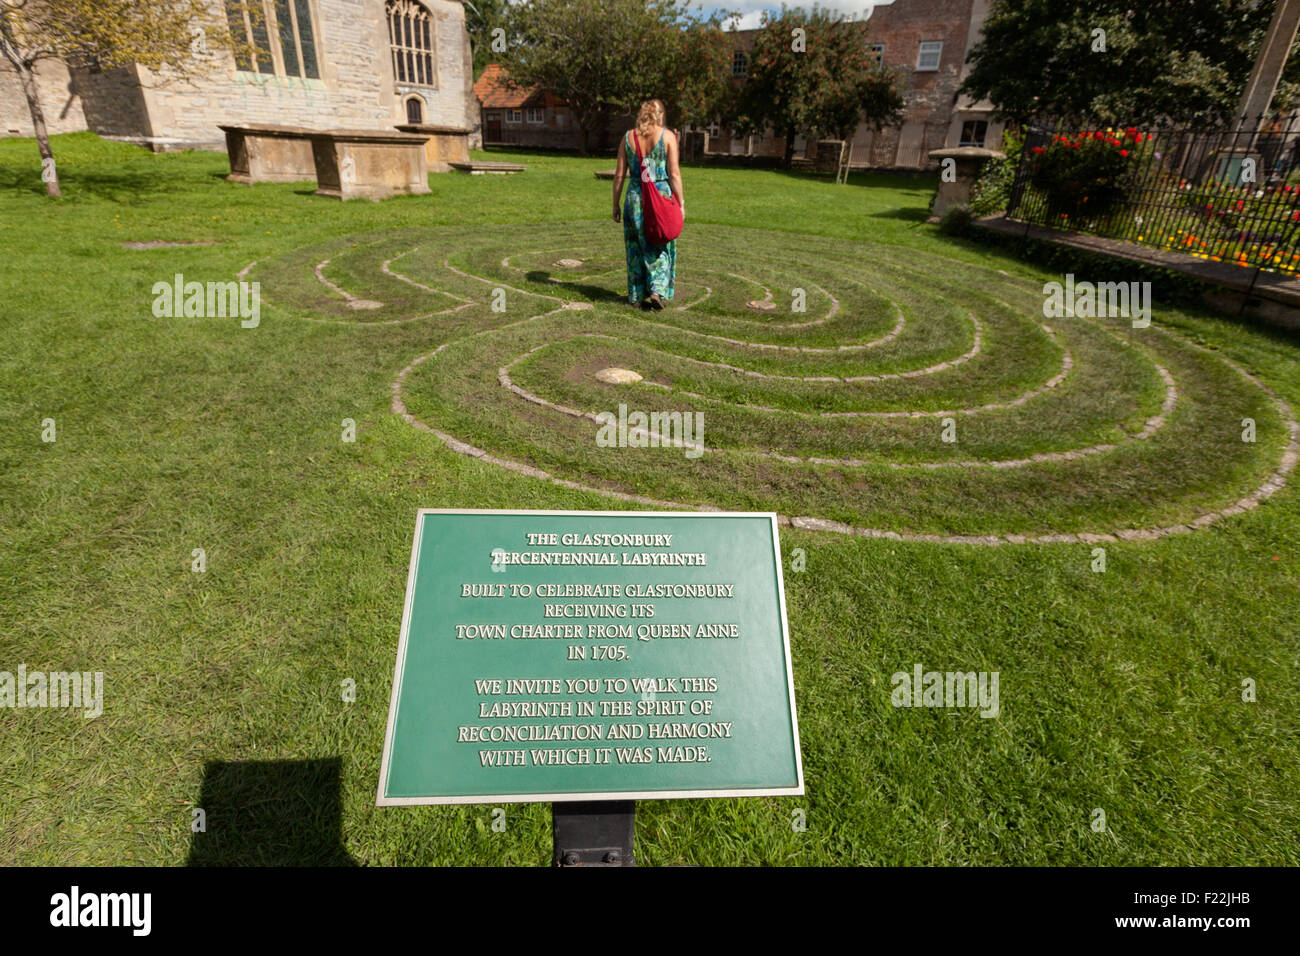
xmin=187 ymin=757 xmax=358 ymax=866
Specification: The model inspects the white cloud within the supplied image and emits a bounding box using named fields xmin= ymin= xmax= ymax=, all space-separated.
xmin=714 ymin=0 xmax=895 ymax=31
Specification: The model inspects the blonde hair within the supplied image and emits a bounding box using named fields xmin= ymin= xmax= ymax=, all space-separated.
xmin=636 ymin=99 xmax=666 ymax=138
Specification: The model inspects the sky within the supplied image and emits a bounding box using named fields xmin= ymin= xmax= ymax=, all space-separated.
xmin=702 ymin=0 xmax=896 ymax=31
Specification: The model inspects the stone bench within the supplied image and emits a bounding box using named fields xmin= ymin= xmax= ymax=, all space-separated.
xmin=309 ymin=129 xmax=431 ymax=200
xmin=393 ymin=124 xmax=472 ymax=172
xmin=448 ymin=161 xmax=527 ymax=175
xmin=594 ymin=169 xmax=616 ymax=180
xmin=220 ymin=124 xmax=317 ymax=184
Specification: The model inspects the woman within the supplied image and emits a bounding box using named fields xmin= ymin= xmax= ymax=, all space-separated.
xmin=612 ymin=99 xmax=685 ymax=310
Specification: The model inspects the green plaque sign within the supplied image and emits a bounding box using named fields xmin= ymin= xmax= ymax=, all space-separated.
xmin=377 ymin=510 xmax=803 ymax=804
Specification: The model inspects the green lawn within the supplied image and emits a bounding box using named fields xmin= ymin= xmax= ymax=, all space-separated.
xmin=0 ymin=132 xmax=1297 ymax=865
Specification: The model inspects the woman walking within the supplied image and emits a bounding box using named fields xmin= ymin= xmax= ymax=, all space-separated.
xmin=612 ymin=99 xmax=685 ymax=310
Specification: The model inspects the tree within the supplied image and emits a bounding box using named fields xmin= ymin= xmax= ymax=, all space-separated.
xmin=0 ymin=0 xmax=241 ymax=197
xmin=463 ymin=0 xmax=510 ymax=80
xmin=664 ymin=11 xmax=734 ymax=131
xmin=498 ymin=0 xmax=732 ymax=154
xmin=961 ymin=0 xmax=1300 ymax=125
xmin=733 ymin=6 xmax=903 ymax=168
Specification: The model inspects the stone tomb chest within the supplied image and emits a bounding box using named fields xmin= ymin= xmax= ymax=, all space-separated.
xmin=310 ymin=129 xmax=432 ymax=201
xmin=220 ymin=124 xmax=317 ymax=184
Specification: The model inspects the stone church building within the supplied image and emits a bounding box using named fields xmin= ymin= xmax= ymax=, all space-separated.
xmin=1 ymin=0 xmax=480 ymax=151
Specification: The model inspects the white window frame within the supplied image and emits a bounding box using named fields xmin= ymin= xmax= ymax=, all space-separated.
xmin=506 ymin=109 xmax=522 ymax=124
xmin=732 ymin=51 xmax=748 ymax=77
xmin=868 ymin=42 xmax=885 ymax=67
xmin=916 ymin=40 xmax=942 ymax=72
xmin=525 ymin=107 xmax=544 ymax=124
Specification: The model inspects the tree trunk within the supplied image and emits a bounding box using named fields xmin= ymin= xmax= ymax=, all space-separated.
xmin=0 ymin=18 xmax=60 ymax=198
xmin=578 ymin=109 xmax=604 ymax=157
xmin=0 ymin=8 xmax=60 ymax=197
xmin=783 ymin=126 xmax=796 ymax=169
xmin=18 ymin=59 xmax=60 ymax=197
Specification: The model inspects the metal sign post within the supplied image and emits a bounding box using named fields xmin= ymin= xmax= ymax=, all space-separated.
xmin=552 ymin=800 xmax=636 ymax=867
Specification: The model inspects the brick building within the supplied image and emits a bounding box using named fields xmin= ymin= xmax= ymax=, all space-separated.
xmin=1 ymin=0 xmax=480 ymax=151
xmin=707 ymin=0 xmax=1003 ymax=168
xmin=474 ymin=63 xmax=583 ymax=150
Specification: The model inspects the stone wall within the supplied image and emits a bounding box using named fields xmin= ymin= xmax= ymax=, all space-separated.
xmin=0 ymin=58 xmax=88 ymax=137
xmin=1 ymin=0 xmax=477 ymax=151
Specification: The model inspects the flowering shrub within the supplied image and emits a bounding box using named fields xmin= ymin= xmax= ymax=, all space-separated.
xmin=1028 ymin=128 xmax=1146 ymax=221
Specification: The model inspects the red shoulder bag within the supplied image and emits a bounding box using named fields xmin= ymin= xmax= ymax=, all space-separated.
xmin=633 ymin=131 xmax=683 ymax=245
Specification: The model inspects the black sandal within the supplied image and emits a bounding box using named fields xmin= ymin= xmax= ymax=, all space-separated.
xmin=649 ymin=294 xmax=665 ymax=311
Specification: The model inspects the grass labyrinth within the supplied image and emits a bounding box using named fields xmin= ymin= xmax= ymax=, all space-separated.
xmin=3 ymin=138 xmax=1298 ymax=865
xmin=255 ymin=221 xmax=1295 ymax=542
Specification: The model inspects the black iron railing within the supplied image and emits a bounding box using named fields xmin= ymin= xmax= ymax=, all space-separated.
xmin=1005 ymin=113 xmax=1300 ymax=278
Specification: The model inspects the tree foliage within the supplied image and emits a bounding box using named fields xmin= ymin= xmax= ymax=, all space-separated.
xmin=961 ymin=0 xmax=1300 ymax=125
xmin=497 ymin=0 xmax=732 ymax=153
xmin=464 ymin=0 xmax=510 ymax=80
xmin=733 ymin=6 xmax=903 ymax=167
xmin=1 ymin=0 xmax=241 ymax=196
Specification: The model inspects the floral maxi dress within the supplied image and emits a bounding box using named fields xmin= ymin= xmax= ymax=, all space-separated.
xmin=623 ymin=131 xmax=677 ymax=304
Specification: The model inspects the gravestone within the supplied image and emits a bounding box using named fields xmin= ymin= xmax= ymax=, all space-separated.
xmin=393 ymin=123 xmax=473 ymax=172
xmin=310 ymin=129 xmax=431 ymax=200
xmin=220 ymin=124 xmax=316 ymax=185
xmin=449 ymin=161 xmax=527 ymax=175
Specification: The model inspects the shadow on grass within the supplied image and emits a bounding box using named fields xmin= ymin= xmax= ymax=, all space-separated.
xmin=870 ymin=206 xmax=932 ymax=223
xmin=187 ymin=757 xmax=358 ymax=866
xmin=0 ymin=167 xmax=171 ymax=203
xmin=524 ymin=270 xmax=626 ymax=304
xmin=934 ymin=227 xmax=1300 ymax=349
